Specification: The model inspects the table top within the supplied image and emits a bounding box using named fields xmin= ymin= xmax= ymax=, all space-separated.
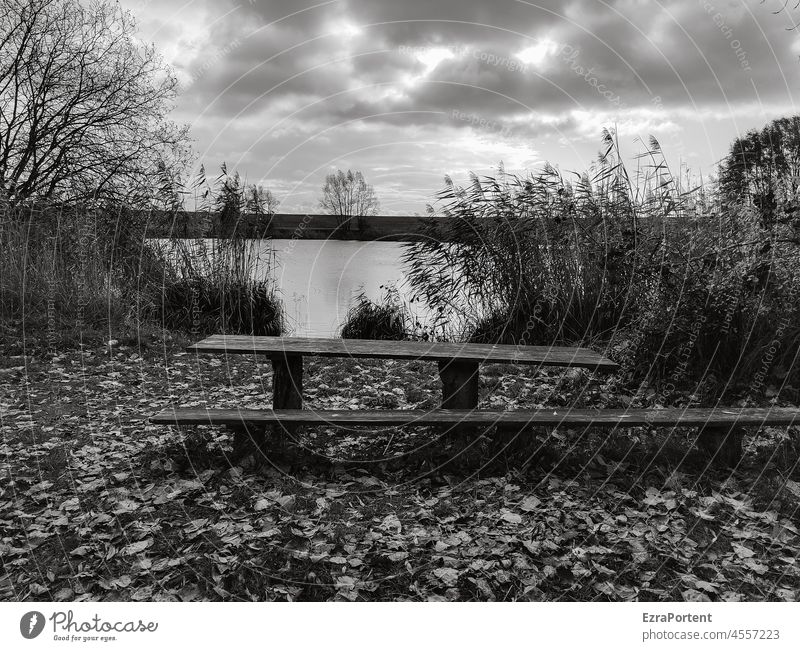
xmin=187 ymin=335 xmax=619 ymax=370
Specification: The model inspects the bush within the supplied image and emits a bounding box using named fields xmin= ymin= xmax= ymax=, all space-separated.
xmin=620 ymin=203 xmax=800 ymax=398
xmin=155 ymin=237 xmax=283 ymax=336
xmin=149 ymin=162 xmax=284 ymax=337
xmin=159 ymin=276 xmax=283 ymax=336
xmin=340 ymin=286 xmax=412 ymax=340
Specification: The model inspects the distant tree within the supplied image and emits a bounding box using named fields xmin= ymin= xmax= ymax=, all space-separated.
xmin=203 ymin=164 xmax=279 ymax=237
xmin=719 ymin=115 xmax=800 ymax=228
xmin=0 ymin=0 xmax=188 ymax=205
xmin=319 ymin=169 xmax=379 ymax=230
xmin=245 ymin=184 xmax=279 ymax=216
xmin=214 ymin=165 xmax=242 ymax=238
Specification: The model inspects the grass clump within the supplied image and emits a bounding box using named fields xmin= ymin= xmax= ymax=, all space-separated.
xmin=340 ymin=285 xmax=414 ymax=340
xmin=157 ymin=238 xmax=283 ymax=336
xmin=404 ymin=133 xmax=661 ymax=347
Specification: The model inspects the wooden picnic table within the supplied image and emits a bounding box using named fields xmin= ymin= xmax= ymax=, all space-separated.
xmin=152 ymin=335 xmax=800 ymax=467
xmin=186 ymin=335 xmax=619 ymax=410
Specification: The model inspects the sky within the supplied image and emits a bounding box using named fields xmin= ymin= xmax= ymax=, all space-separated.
xmin=120 ymin=0 xmax=800 ymax=214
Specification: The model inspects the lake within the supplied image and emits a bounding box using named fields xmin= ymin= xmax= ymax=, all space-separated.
xmin=156 ymin=238 xmax=434 ymax=337
xmin=261 ymin=239 xmax=414 ymax=337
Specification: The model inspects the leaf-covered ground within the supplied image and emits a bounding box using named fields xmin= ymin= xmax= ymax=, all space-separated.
xmin=2 ymin=335 xmax=800 ymax=601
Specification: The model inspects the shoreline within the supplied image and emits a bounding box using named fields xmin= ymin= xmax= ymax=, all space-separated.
xmin=145 ymin=212 xmax=445 ymax=242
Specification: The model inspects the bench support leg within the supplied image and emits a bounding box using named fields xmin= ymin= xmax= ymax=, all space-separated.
xmin=438 ymin=360 xmax=479 ymax=409
xmin=697 ymin=424 xmax=744 ymax=466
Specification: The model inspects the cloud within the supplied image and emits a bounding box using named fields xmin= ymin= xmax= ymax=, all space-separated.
xmin=121 ymin=0 xmax=800 ymax=211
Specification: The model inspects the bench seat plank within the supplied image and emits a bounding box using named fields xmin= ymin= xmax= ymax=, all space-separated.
xmin=187 ymin=335 xmax=619 ymax=370
xmin=151 ymin=406 xmax=800 ymax=427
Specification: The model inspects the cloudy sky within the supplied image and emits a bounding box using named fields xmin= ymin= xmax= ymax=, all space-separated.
xmin=121 ymin=0 xmax=800 ymax=213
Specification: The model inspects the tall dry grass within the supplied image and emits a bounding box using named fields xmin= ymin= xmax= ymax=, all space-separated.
xmin=156 ymin=236 xmax=283 ymax=336
xmin=0 ymin=201 xmax=157 ymax=338
xmin=0 ymin=167 xmax=284 ymax=346
xmin=150 ymin=163 xmax=283 ymax=336
xmin=403 ymin=131 xmax=800 ymax=399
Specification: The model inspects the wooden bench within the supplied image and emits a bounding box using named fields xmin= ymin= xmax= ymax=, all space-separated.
xmin=151 ymin=405 xmax=800 ymax=466
xmin=152 ymin=335 xmax=800 ymax=466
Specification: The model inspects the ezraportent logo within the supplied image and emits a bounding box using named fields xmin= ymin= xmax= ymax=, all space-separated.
xmin=20 ymin=611 xmax=45 ymax=639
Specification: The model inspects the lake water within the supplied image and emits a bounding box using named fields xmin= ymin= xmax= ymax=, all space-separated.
xmin=262 ymin=239 xmax=414 ymax=337
xmin=156 ymin=238 xmax=431 ymax=337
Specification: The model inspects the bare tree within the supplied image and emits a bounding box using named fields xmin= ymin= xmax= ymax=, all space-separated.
xmin=245 ymin=184 xmax=279 ymax=216
xmin=0 ymin=0 xmax=188 ymax=205
xmin=319 ymin=169 xmax=380 ymax=230
xmin=201 ymin=163 xmax=280 ymax=237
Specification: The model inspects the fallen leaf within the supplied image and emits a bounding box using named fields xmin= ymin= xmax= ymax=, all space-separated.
xmin=433 ymin=568 xmax=460 ymax=587
xmin=500 ymin=509 xmax=522 ymax=524
xmin=731 ymin=543 xmax=755 ymax=559
xmin=682 ymin=588 xmax=712 ymax=602
xmin=121 ymin=539 xmax=153 ymax=556
xmin=520 ymin=496 xmax=541 ymax=512
xmin=387 ymin=551 xmax=408 ymax=562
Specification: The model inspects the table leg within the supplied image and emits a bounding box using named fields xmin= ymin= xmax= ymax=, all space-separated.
xmin=271 ymin=354 xmax=303 ymax=440
xmin=438 ymin=360 xmax=479 ymax=409
xmin=272 ymin=355 xmax=303 ymax=409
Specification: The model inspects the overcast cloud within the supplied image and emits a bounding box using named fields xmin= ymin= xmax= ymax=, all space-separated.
xmin=122 ymin=0 xmax=800 ymax=212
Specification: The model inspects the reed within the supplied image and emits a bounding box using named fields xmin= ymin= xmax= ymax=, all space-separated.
xmin=0 ymin=163 xmax=285 ymax=344
xmin=153 ymin=164 xmax=283 ymax=336
xmin=404 ymin=131 xmax=800 ymax=398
